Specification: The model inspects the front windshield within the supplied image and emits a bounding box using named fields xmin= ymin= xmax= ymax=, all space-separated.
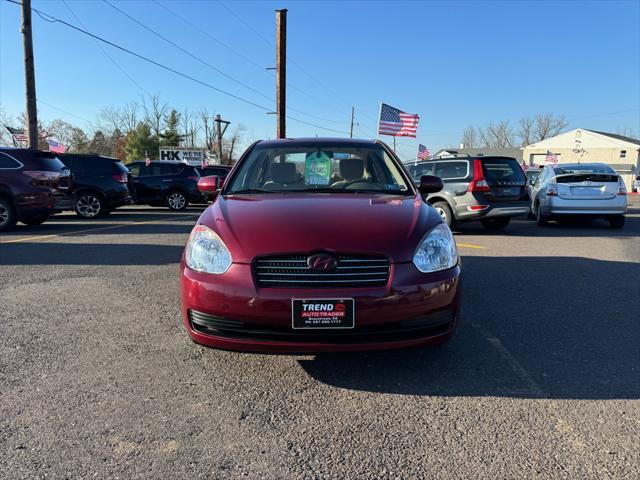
xmin=225 ymin=144 xmax=412 ymax=195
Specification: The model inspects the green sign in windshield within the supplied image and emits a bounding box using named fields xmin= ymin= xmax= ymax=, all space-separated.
xmin=304 ymin=151 xmax=331 ymax=185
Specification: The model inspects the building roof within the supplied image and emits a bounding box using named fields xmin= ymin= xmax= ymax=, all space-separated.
xmin=433 ymin=147 xmax=523 ymax=161
xmin=584 ymin=130 xmax=640 ymax=146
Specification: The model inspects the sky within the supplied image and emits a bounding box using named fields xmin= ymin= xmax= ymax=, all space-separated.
xmin=1 ymin=0 xmax=639 ymax=160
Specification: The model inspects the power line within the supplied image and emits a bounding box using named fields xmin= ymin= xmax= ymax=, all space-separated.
xmin=108 ymin=0 xmax=349 ymax=126
xmin=61 ymin=0 xmax=151 ymax=97
xmin=5 ymin=0 xmax=350 ymax=136
xmin=37 ymin=99 xmax=92 ymax=123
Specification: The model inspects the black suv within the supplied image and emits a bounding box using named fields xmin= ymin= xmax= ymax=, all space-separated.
xmin=127 ymin=161 xmax=204 ymax=210
xmin=408 ymin=156 xmax=529 ymax=230
xmin=57 ymin=154 xmax=132 ymax=219
xmin=0 ymin=148 xmax=74 ymax=231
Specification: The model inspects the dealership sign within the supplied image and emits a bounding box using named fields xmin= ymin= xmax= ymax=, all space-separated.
xmin=159 ymin=147 xmax=206 ymax=165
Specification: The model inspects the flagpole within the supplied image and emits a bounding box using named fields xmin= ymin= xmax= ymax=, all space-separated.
xmin=376 ymin=101 xmax=382 ymax=140
xmin=415 ymin=144 xmax=419 ymax=166
xmin=393 ymin=137 xmax=396 ymax=153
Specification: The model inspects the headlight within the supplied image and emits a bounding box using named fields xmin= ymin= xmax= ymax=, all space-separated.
xmin=413 ymin=223 xmax=458 ymax=273
xmin=185 ymin=224 xmax=232 ymax=274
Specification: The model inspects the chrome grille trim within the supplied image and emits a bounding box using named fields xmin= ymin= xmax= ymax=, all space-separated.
xmin=254 ymin=254 xmax=390 ymax=288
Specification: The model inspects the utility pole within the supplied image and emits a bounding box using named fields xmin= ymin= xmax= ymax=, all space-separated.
xmin=350 ymin=106 xmax=355 ymax=138
xmin=275 ymin=9 xmax=287 ymax=139
xmin=214 ymin=114 xmax=231 ymax=164
xmin=21 ymin=0 xmax=38 ymax=149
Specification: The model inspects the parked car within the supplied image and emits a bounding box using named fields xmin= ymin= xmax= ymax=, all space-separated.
xmin=632 ymin=175 xmax=640 ymax=193
xmin=181 ymin=137 xmax=460 ymax=352
xmin=127 ymin=161 xmax=204 ymax=210
xmin=57 ymin=154 xmax=132 ymax=218
xmin=407 ymin=156 xmax=529 ymax=230
xmin=529 ymin=163 xmax=627 ymax=228
xmin=0 ymin=148 xmax=74 ymax=231
xmin=196 ymin=164 xmax=232 ymax=184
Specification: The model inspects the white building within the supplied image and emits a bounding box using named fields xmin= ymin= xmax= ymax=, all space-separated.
xmin=523 ymin=129 xmax=640 ymax=190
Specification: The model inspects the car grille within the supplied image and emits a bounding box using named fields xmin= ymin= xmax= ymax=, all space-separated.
xmin=253 ymin=254 xmax=390 ymax=288
xmin=189 ymin=308 xmax=455 ymax=344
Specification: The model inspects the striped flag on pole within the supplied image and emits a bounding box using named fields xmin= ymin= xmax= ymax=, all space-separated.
xmin=377 ymin=103 xmax=419 ymax=138
xmin=417 ymin=144 xmax=430 ymax=160
xmin=545 ymin=150 xmax=558 ymax=165
xmin=48 ymin=139 xmax=66 ymax=153
xmin=5 ymin=126 xmax=27 ymax=144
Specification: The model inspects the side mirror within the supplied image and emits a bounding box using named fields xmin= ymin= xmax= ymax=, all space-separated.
xmin=418 ymin=175 xmax=443 ymax=194
xmin=197 ymin=175 xmax=219 ymax=194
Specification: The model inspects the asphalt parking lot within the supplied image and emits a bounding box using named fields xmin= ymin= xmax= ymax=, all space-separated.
xmin=1 ymin=205 xmax=639 ymax=479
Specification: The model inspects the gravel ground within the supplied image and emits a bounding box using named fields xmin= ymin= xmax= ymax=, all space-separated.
xmin=0 ymin=205 xmax=638 ymax=479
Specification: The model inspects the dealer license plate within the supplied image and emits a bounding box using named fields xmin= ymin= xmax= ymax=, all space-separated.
xmin=291 ymin=299 xmax=355 ymax=329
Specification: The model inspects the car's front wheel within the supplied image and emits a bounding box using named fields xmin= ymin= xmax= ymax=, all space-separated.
xmin=432 ymin=201 xmax=453 ymax=227
xmin=481 ymin=217 xmax=510 ymax=231
xmin=166 ymin=191 xmax=188 ymax=211
xmin=0 ymin=197 xmax=17 ymax=232
xmin=75 ymin=192 xmax=104 ymax=219
xmin=608 ymin=215 xmax=625 ymax=229
xmin=20 ymin=214 xmax=49 ymax=226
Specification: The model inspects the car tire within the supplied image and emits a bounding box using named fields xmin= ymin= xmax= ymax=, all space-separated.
xmin=608 ymin=215 xmax=625 ymax=229
xmin=0 ymin=197 xmax=18 ymax=232
xmin=20 ymin=214 xmax=49 ymax=226
xmin=75 ymin=192 xmax=104 ymax=219
xmin=432 ymin=201 xmax=454 ymax=227
xmin=535 ymin=203 xmax=549 ymax=226
xmin=481 ymin=217 xmax=510 ymax=231
xmin=166 ymin=190 xmax=188 ymax=211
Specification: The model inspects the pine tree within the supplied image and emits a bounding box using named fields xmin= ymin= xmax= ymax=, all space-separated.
xmin=124 ymin=122 xmax=159 ymax=162
xmin=159 ymin=109 xmax=183 ymax=146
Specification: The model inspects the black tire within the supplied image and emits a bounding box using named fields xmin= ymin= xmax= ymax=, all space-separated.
xmin=432 ymin=201 xmax=454 ymax=227
xmin=608 ymin=215 xmax=625 ymax=229
xmin=0 ymin=197 xmax=18 ymax=232
xmin=166 ymin=190 xmax=188 ymax=211
xmin=75 ymin=191 xmax=104 ymax=219
xmin=535 ymin=202 xmax=549 ymax=226
xmin=20 ymin=214 xmax=49 ymax=226
xmin=481 ymin=217 xmax=510 ymax=231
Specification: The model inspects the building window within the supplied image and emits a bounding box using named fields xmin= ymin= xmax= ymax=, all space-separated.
xmin=620 ymin=150 xmax=627 ymax=158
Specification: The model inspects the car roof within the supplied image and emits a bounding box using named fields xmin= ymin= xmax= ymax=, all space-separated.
xmin=256 ymin=137 xmax=380 ymax=149
xmin=57 ymin=153 xmax=120 ymax=162
xmin=130 ymin=160 xmax=191 ymax=165
xmin=552 ymin=163 xmax=613 ymax=169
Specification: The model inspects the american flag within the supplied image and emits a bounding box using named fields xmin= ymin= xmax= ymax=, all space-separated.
xmin=545 ymin=150 xmax=558 ymax=165
xmin=417 ymin=144 xmax=430 ymax=160
xmin=378 ymin=103 xmax=419 ymax=138
xmin=48 ymin=139 xmax=66 ymax=153
xmin=145 ymin=151 xmax=151 ymax=166
xmin=5 ymin=126 xmax=27 ymax=144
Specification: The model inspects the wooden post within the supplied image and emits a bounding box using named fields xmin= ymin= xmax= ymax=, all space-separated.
xmin=215 ymin=114 xmax=223 ymax=163
xmin=276 ymin=9 xmax=287 ymax=139
xmin=21 ymin=0 xmax=38 ymax=149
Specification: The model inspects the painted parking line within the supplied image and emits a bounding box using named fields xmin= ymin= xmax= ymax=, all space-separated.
xmin=0 ymin=214 xmax=199 ymax=245
xmin=456 ymin=242 xmax=486 ymax=250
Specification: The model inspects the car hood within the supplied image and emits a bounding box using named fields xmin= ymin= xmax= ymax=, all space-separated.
xmin=196 ymin=193 xmax=440 ymax=263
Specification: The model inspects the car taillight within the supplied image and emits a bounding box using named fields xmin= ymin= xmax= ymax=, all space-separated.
xmin=546 ymin=179 xmax=558 ymax=196
xmin=617 ymin=177 xmax=627 ymax=196
xmin=23 ymin=170 xmax=61 ymax=186
xmin=467 ymin=205 xmax=490 ymax=211
xmin=112 ymin=173 xmax=128 ymax=183
xmin=467 ymin=159 xmax=491 ymax=193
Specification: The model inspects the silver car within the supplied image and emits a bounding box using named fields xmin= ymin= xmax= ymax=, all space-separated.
xmin=529 ymin=163 xmax=627 ymax=228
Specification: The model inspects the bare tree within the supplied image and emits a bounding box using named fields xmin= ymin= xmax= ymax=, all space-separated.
xmin=615 ymin=126 xmax=639 ymax=139
xmin=199 ymin=108 xmax=216 ymax=151
xmin=0 ymin=105 xmax=14 ymax=145
xmin=46 ymin=119 xmax=77 ymax=147
xmin=120 ymin=101 xmax=140 ymax=134
xmin=518 ymin=117 xmax=535 ymax=146
xmin=534 ymin=113 xmax=567 ymax=142
xmin=143 ymin=94 xmax=169 ymax=137
xmin=461 ymin=126 xmax=477 ymax=148
xmin=224 ymin=125 xmax=246 ymax=163
xmin=479 ymin=121 xmax=514 ymax=148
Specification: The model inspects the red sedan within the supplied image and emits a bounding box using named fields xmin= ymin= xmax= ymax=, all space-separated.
xmin=180 ymin=138 xmax=461 ymax=352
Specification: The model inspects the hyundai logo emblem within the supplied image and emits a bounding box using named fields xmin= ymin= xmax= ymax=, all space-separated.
xmin=307 ymin=253 xmax=337 ymax=272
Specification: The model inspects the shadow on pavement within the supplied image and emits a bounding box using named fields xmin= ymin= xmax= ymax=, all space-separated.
xmin=0 ymin=242 xmax=185 ymax=265
xmin=298 ymin=256 xmax=640 ymax=400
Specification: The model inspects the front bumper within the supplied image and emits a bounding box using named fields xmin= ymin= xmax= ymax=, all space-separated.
xmin=180 ymin=262 xmax=461 ymax=353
